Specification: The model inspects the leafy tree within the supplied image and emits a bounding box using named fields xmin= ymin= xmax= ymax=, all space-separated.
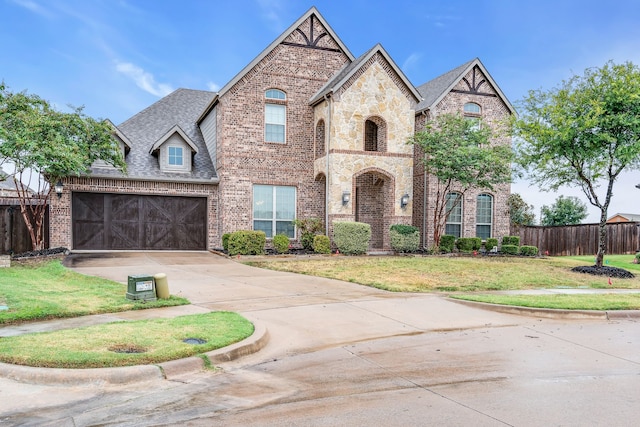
xmin=507 ymin=193 xmax=536 ymax=228
xmin=512 ymin=61 xmax=640 ymax=267
xmin=540 ymin=195 xmax=588 ymax=226
xmin=410 ymin=113 xmax=512 ymax=249
xmin=0 ymin=83 xmax=126 ymax=250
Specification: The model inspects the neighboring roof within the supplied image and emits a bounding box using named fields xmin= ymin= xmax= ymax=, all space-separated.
xmin=309 ymin=43 xmax=421 ymax=105
xmin=149 ymin=125 xmax=199 ymax=154
xmin=90 ymin=89 xmax=218 ymax=183
xmin=607 ymin=213 xmax=640 ymax=222
xmin=218 ymin=6 xmax=354 ymax=99
xmin=415 ymin=58 xmax=516 ymax=115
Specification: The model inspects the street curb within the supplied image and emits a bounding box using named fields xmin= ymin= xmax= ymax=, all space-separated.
xmin=0 ymin=322 xmax=269 ymax=386
xmin=447 ymin=298 xmax=609 ymax=319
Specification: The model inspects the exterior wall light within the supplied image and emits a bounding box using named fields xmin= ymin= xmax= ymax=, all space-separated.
xmin=400 ymin=193 xmax=409 ymax=208
xmin=54 ymin=180 xmax=64 ymax=199
xmin=342 ymin=191 xmax=351 ymax=205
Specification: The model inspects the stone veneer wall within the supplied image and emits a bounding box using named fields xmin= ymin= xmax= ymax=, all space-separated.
xmin=50 ymin=177 xmax=218 ymax=250
xmin=412 ymin=67 xmax=512 ymax=248
xmin=214 ymin=17 xmax=350 ymax=245
xmin=314 ymin=56 xmax=415 ymax=248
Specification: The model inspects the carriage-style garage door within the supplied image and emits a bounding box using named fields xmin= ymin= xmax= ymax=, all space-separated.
xmin=72 ymin=193 xmax=207 ymax=250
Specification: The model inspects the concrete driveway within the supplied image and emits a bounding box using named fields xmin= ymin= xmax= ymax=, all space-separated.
xmin=2 ymin=251 xmax=639 ymax=426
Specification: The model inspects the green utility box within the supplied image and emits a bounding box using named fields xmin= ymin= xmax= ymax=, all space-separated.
xmin=126 ymin=275 xmax=157 ymax=301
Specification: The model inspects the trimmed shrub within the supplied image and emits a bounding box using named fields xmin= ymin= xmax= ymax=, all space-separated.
xmin=439 ymin=235 xmax=456 ymax=253
xmin=501 ymin=244 xmax=519 ymax=255
xmin=292 ymin=218 xmax=324 ymax=250
xmin=312 ymin=235 xmax=331 ymax=254
xmin=455 ymin=237 xmax=475 ymax=252
xmin=485 ymin=238 xmax=499 ymax=252
xmin=390 ymin=225 xmax=420 ymax=253
xmin=502 ymin=236 xmax=520 ymax=246
xmin=519 ymin=245 xmax=538 ymax=257
xmin=272 ymin=234 xmax=290 ymax=254
xmin=635 ymin=252 xmax=640 ymax=264
xmin=470 ymin=237 xmax=482 ymax=251
xmin=222 ymin=233 xmax=231 ymax=252
xmin=227 ymin=230 xmax=266 ymax=256
xmin=333 ymin=221 xmax=371 ymax=255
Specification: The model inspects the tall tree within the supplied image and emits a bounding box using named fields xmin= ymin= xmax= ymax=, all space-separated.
xmin=507 ymin=193 xmax=536 ymax=229
xmin=512 ymin=61 xmax=640 ymax=267
xmin=0 ymin=83 xmax=126 ymax=250
xmin=540 ymin=195 xmax=588 ymax=226
xmin=410 ymin=113 xmax=512 ymax=250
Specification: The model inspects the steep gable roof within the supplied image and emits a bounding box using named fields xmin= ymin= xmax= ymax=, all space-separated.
xmin=416 ymin=58 xmax=515 ymax=115
xmin=90 ymin=89 xmax=218 ymax=183
xmin=219 ymin=6 xmax=354 ymax=99
xmin=105 ymin=119 xmax=132 ymax=153
xmin=309 ymin=43 xmax=421 ymax=105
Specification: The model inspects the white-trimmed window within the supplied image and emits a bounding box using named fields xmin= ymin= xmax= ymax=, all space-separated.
xmin=253 ymin=185 xmax=296 ymax=238
xmin=464 ymin=102 xmax=481 ymax=130
xmin=168 ymin=146 xmax=184 ymax=166
xmin=265 ymin=89 xmax=286 ymax=143
xmin=476 ymin=193 xmax=493 ymax=239
xmin=445 ymin=192 xmax=463 ymax=238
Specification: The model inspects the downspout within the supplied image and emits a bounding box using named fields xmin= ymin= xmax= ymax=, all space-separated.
xmin=324 ymin=94 xmax=332 ymax=236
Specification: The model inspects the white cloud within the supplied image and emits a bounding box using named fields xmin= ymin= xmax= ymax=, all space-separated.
xmin=115 ymin=61 xmax=173 ymax=97
xmin=401 ymin=52 xmax=422 ymax=74
xmin=9 ymin=0 xmax=53 ymax=18
xmin=207 ymin=82 xmax=220 ymax=92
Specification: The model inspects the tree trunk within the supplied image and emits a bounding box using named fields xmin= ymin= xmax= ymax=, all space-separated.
xmin=596 ymin=209 xmax=607 ymax=268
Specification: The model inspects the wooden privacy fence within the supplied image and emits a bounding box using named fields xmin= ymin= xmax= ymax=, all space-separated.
xmin=0 ymin=199 xmax=49 ymax=255
xmin=514 ymin=222 xmax=640 ymax=256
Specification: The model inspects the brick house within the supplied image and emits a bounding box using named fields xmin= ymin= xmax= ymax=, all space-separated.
xmin=50 ymin=7 xmax=514 ymax=252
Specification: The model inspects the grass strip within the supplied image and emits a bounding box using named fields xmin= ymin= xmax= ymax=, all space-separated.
xmin=449 ymin=293 xmax=640 ymax=310
xmin=0 ymin=261 xmax=189 ymax=325
xmin=0 ymin=312 xmax=254 ymax=368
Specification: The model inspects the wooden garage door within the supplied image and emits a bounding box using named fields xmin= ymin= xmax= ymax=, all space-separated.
xmin=72 ymin=193 xmax=207 ymax=250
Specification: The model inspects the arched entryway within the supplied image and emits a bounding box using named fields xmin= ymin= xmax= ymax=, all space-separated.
xmin=354 ymin=169 xmax=394 ymax=250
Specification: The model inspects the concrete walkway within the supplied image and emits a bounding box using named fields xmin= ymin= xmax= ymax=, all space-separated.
xmin=1 ymin=251 xmax=638 ymax=385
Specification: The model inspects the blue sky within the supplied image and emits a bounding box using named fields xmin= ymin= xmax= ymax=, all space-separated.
xmin=2 ymin=0 xmax=640 ymax=223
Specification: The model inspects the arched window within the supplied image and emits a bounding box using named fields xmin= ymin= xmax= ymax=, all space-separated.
xmin=315 ymin=119 xmax=325 ymax=159
xmin=364 ymin=116 xmax=387 ymax=152
xmin=445 ymin=192 xmax=463 ymax=238
xmin=265 ymin=89 xmax=286 ymax=143
xmin=464 ymin=102 xmax=481 ymax=130
xmin=464 ymin=102 xmax=481 ymax=114
xmin=476 ymin=194 xmax=493 ymax=239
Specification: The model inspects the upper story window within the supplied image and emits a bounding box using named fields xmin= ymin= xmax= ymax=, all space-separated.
xmin=315 ymin=119 xmax=325 ymax=159
xmin=464 ymin=102 xmax=481 ymax=114
xmin=464 ymin=102 xmax=482 ymax=130
xmin=364 ymin=116 xmax=387 ymax=152
xmin=265 ymin=89 xmax=286 ymax=143
xmin=168 ymin=146 xmax=184 ymax=166
xmin=445 ymin=192 xmax=463 ymax=238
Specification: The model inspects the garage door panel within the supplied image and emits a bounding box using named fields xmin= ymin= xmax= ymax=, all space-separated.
xmin=72 ymin=193 xmax=207 ymax=250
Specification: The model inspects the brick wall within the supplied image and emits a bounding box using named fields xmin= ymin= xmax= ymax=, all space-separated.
xmin=214 ymin=17 xmax=350 ymax=243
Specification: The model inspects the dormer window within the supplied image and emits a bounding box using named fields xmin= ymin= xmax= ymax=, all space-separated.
xmin=149 ymin=125 xmax=198 ymax=173
xmin=265 ymin=89 xmax=286 ymax=143
xmin=168 ymin=146 xmax=184 ymax=166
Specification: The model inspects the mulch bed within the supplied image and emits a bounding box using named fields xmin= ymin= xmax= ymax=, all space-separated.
xmin=571 ymin=265 xmax=635 ymax=279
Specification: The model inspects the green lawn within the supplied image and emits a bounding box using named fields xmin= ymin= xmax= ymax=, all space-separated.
xmin=245 ymin=255 xmax=640 ymax=292
xmin=0 ymin=260 xmax=189 ymax=325
xmin=0 ymin=312 xmax=254 ymax=368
